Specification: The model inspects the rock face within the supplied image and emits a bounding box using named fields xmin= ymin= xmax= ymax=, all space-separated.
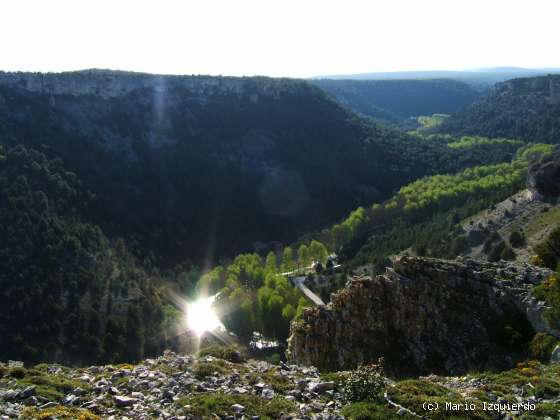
xmin=287 ymin=256 xmax=553 ymax=375
xmin=0 ymin=69 xmax=263 ymax=99
xmin=528 ymin=152 xmax=560 ymax=198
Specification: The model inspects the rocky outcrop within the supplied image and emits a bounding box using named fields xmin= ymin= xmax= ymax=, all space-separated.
xmin=0 ymin=69 xmax=288 ymax=99
xmin=528 ymin=151 xmax=560 ymax=198
xmin=287 ymin=256 xmax=553 ymax=375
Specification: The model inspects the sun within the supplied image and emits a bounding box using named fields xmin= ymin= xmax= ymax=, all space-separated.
xmin=185 ymin=296 xmax=222 ymax=337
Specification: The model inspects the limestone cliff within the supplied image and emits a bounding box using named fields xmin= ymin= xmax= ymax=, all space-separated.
xmin=0 ymin=69 xmax=286 ymax=99
xmin=287 ymin=256 xmax=554 ymax=375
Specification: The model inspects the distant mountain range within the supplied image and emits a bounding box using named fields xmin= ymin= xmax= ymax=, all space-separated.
xmin=313 ymin=67 xmax=560 ymax=90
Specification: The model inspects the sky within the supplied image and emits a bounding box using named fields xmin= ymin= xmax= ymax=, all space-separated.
xmin=1 ymin=0 xmax=559 ymax=78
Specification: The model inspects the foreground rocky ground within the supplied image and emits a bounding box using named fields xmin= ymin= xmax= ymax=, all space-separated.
xmin=0 ymin=349 xmax=343 ymax=420
xmin=1 ymin=349 xmax=560 ymax=419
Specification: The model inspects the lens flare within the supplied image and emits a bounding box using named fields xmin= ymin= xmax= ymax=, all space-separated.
xmin=185 ymin=296 xmax=222 ymax=337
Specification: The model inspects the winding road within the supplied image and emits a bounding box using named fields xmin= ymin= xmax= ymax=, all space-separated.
xmin=290 ymin=276 xmax=326 ymax=306
xmin=281 ymin=262 xmax=341 ymax=307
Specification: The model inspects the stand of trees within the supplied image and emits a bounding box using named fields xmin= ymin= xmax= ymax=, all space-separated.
xmin=197 ymin=239 xmax=330 ymax=343
xmin=316 ymin=143 xmax=554 ymax=273
xmin=0 ymin=145 xmax=180 ymax=365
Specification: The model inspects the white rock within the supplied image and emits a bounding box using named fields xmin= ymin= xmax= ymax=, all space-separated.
xmin=231 ymin=403 xmax=245 ymax=413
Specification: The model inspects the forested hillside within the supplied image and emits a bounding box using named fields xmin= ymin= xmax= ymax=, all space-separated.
xmin=319 ymin=143 xmax=555 ymax=275
xmin=0 ymin=70 xmax=470 ymax=265
xmin=0 ymin=145 xmax=183 ymax=365
xmin=440 ymin=75 xmax=560 ymax=143
xmin=1 ymin=70 xmax=559 ymax=368
xmin=312 ymin=79 xmax=479 ymax=127
xmin=193 ymin=142 xmax=555 ymax=345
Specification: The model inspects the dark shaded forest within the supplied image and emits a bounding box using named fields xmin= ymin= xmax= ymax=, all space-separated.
xmin=312 ymin=78 xmax=479 ymax=127
xmin=440 ymin=75 xmax=560 ymax=143
xmin=0 ymin=73 xmax=466 ymax=266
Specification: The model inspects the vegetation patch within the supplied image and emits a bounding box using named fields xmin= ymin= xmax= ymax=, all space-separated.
xmin=341 ymin=401 xmax=406 ymax=419
xmin=529 ymin=332 xmax=559 ymax=361
xmin=197 ymin=344 xmax=247 ymax=363
xmin=5 ymin=366 xmax=91 ymax=401
xmin=388 ymin=379 xmax=491 ymax=420
xmin=342 ymin=361 xmax=386 ymax=403
xmin=178 ymin=393 xmax=295 ymax=419
xmin=21 ymin=406 xmax=100 ymax=420
xmin=246 ymin=367 xmax=293 ymax=392
xmin=526 ymin=206 xmax=560 ymax=237
xmin=478 ymin=360 xmax=560 ymax=398
xmin=532 ymin=274 xmax=560 ymax=329
xmin=192 ymin=360 xmax=228 ymax=379
xmin=320 ymin=370 xmax=349 ymax=386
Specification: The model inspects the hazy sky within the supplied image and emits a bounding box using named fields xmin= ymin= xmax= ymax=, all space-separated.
xmin=1 ymin=0 xmax=558 ymax=77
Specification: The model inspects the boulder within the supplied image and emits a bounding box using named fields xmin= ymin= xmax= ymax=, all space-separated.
xmin=231 ymin=403 xmax=245 ymax=413
xmin=309 ymin=381 xmax=335 ymax=393
xmin=114 ymin=395 xmax=137 ymax=407
xmin=18 ymin=386 xmax=36 ymax=399
xmin=528 ymin=152 xmax=560 ymax=197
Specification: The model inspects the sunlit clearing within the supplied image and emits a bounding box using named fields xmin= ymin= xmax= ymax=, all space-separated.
xmin=186 ymin=296 xmax=222 ymax=337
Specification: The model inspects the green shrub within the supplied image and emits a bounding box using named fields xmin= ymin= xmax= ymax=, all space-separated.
xmin=534 ymin=226 xmax=560 ymax=269
xmin=500 ymin=243 xmax=516 ymax=260
xmin=343 ymin=359 xmax=386 ymax=403
xmin=487 ymin=240 xmax=503 ymax=261
xmin=320 ymin=371 xmax=348 ymax=386
xmin=509 ymin=230 xmax=525 ymax=248
xmin=197 ymin=344 xmax=246 ymax=363
xmin=246 ymin=368 xmax=292 ymax=392
xmin=266 ymin=353 xmax=281 ymax=365
xmin=532 ymin=275 xmax=560 ymax=330
xmin=530 ymin=333 xmax=559 ymax=361
xmin=341 ymin=402 xmax=402 ymax=419
xmin=192 ymin=361 xmax=227 ymax=379
xmin=8 ymin=366 xmax=28 ymax=379
xmin=179 ymin=393 xmax=295 ymax=419
xmin=533 ymin=381 xmax=560 ymax=399
xmin=526 ymin=402 xmax=560 ymax=419
xmin=482 ymin=232 xmax=500 ymax=254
